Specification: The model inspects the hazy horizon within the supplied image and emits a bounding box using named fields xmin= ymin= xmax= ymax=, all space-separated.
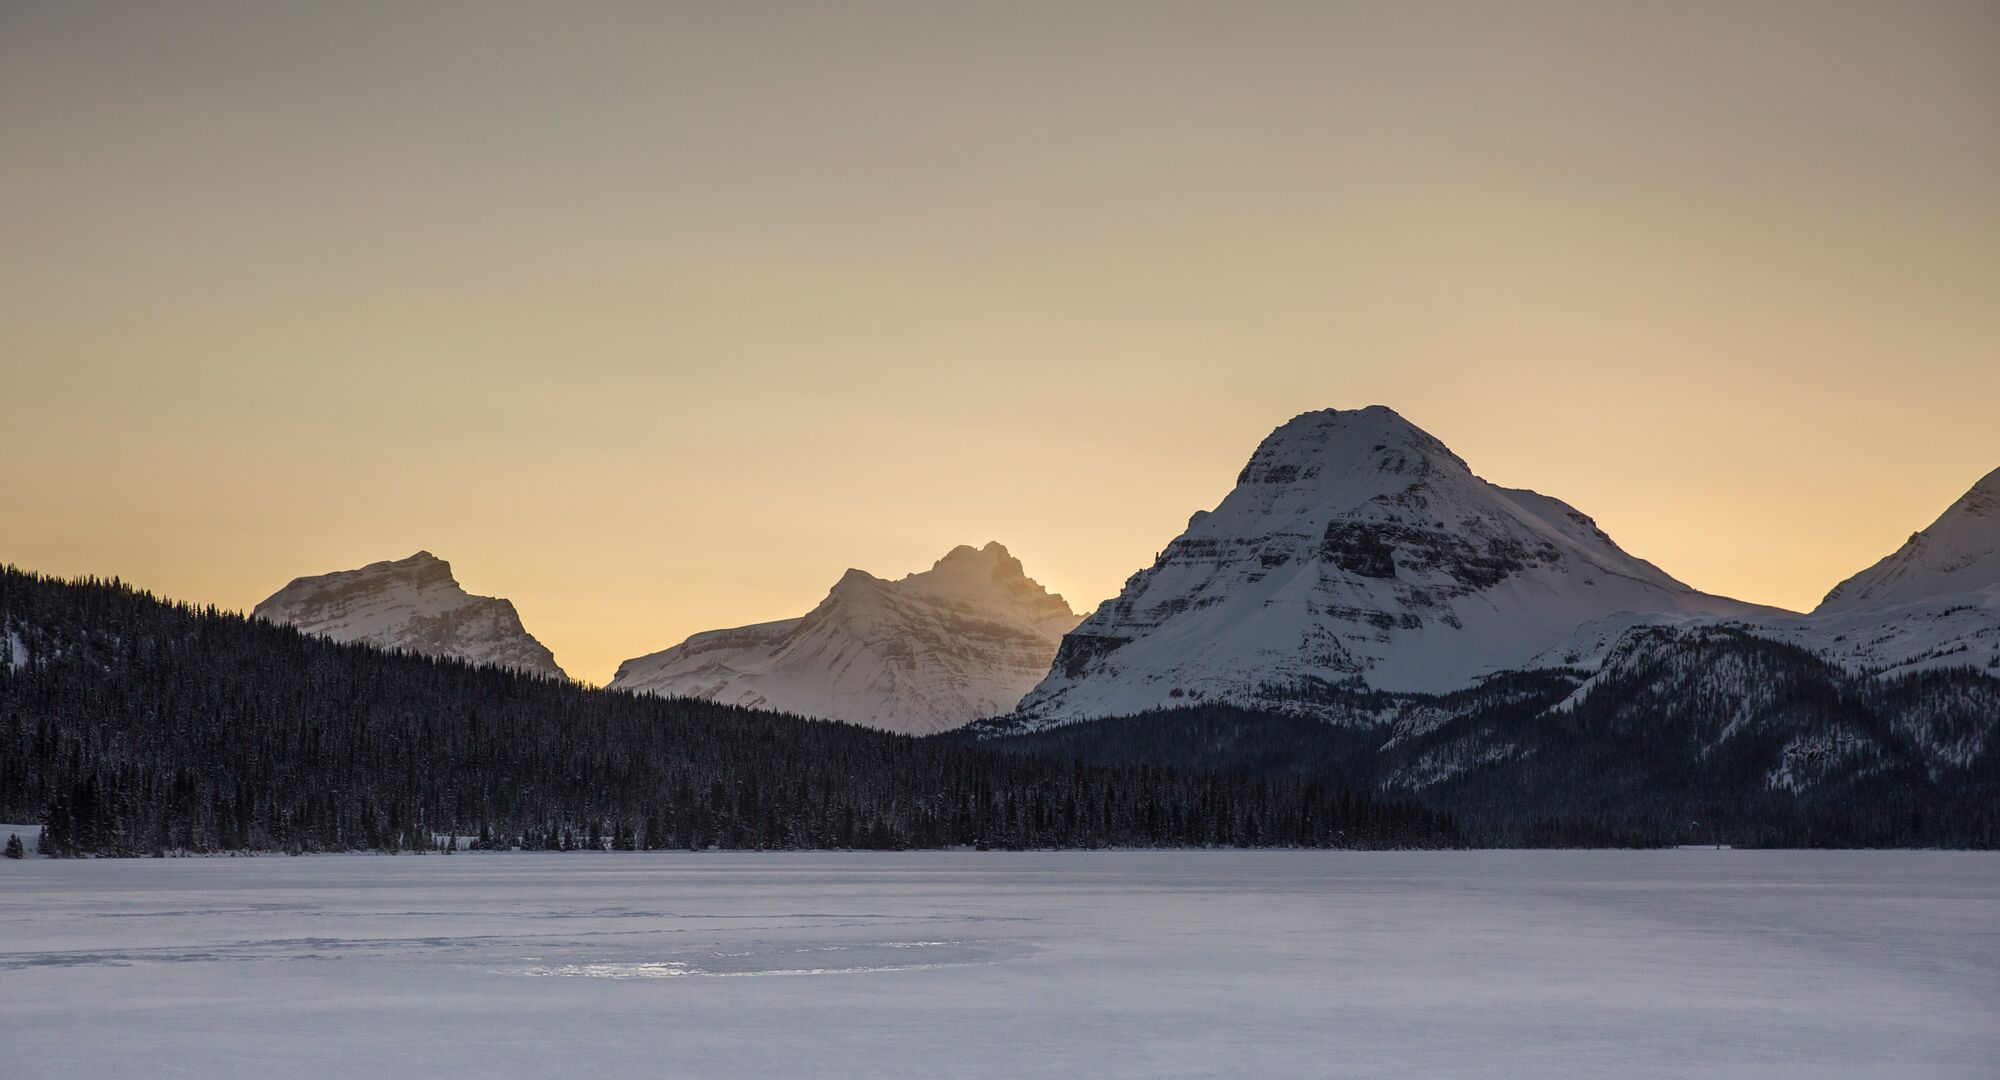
xmin=5 ymin=2 xmax=1996 ymax=683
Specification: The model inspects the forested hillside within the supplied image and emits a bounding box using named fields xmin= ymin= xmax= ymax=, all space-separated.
xmin=0 ymin=567 xmax=1454 ymax=855
xmin=968 ymin=633 xmax=2000 ymax=848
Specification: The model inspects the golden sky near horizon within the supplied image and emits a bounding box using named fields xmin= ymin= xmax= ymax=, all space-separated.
xmin=3 ymin=2 xmax=1997 ymax=684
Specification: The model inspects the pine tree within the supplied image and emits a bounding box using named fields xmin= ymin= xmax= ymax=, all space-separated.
xmin=3 ymin=834 xmax=22 ymax=859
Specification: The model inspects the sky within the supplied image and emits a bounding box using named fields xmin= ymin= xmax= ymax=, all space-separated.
xmin=3 ymin=1 xmax=1996 ymax=684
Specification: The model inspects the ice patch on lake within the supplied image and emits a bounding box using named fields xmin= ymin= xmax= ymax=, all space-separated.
xmin=508 ymin=939 xmax=1028 ymax=979
xmin=518 ymin=960 xmax=693 ymax=978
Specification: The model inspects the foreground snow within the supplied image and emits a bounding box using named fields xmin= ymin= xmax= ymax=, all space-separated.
xmin=2 ymin=851 xmax=1994 ymax=1079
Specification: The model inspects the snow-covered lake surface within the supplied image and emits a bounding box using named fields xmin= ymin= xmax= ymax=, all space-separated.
xmin=2 ymin=851 xmax=1995 ymax=1079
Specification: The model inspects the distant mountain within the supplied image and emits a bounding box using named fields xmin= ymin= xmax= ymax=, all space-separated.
xmin=611 ymin=542 xmax=1079 ymax=735
xmin=1542 ymin=466 xmax=2000 ymax=680
xmin=252 ymin=552 xmax=565 ymax=679
xmin=1013 ymin=406 xmax=1773 ymax=727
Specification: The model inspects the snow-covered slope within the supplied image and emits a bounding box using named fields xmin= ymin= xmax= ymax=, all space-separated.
xmin=1773 ymin=586 xmax=2000 ymax=678
xmin=1764 ymin=466 xmax=2000 ymax=676
xmin=1013 ymin=406 xmax=1774 ymax=726
xmin=1818 ymin=468 xmax=2000 ymax=613
xmin=1540 ymin=466 xmax=2000 ymax=680
xmin=610 ymin=543 xmax=1079 ymax=735
xmin=253 ymin=552 xmax=565 ymax=679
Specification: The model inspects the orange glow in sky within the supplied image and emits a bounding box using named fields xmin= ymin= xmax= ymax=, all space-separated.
xmin=3 ymin=2 xmax=1996 ymax=682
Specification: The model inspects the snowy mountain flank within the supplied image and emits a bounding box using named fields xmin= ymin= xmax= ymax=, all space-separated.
xmin=1777 ymin=466 xmax=2000 ymax=675
xmin=1012 ymin=406 xmax=1774 ymax=727
xmin=1543 ymin=466 xmax=2000 ymax=681
xmin=253 ymin=552 xmax=566 ymax=679
xmin=610 ymin=542 xmax=1079 ymax=735
xmin=972 ymin=447 xmax=2000 ymax=816
xmin=1818 ymin=467 xmax=2000 ymax=613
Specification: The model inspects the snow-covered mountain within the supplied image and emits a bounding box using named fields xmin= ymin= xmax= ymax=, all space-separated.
xmin=1542 ymin=466 xmax=2000 ymax=680
xmin=252 ymin=552 xmax=565 ymax=679
xmin=610 ymin=542 xmax=1079 ymax=735
xmin=1748 ymin=466 xmax=2000 ymax=677
xmin=1817 ymin=467 xmax=2000 ymax=613
xmin=1012 ymin=406 xmax=1775 ymax=726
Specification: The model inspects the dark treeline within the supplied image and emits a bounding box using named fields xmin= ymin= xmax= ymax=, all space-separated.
xmin=970 ymin=642 xmax=2000 ymax=849
xmin=1421 ymin=635 xmax=2000 ymax=850
xmin=0 ymin=567 xmax=1457 ymax=855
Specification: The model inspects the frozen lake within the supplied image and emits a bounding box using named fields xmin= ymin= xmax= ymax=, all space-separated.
xmin=2 ymin=851 xmax=1995 ymax=1079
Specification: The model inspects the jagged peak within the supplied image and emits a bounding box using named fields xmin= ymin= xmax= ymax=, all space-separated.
xmin=260 ymin=551 xmax=453 ymax=605
xmin=902 ymin=542 xmax=1073 ymax=616
xmin=823 ymin=544 xmax=1069 ymax=613
xmin=931 ymin=540 xmax=1015 ymax=568
xmin=361 ymin=550 xmax=450 ymax=577
xmin=361 ymin=550 xmax=438 ymax=566
xmin=831 ymin=566 xmax=884 ymax=589
xmin=925 ymin=540 xmax=1027 ymax=579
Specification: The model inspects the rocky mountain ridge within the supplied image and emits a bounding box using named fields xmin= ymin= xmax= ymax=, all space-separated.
xmin=611 ymin=542 xmax=1077 ymax=735
xmin=252 ymin=552 xmax=565 ymax=680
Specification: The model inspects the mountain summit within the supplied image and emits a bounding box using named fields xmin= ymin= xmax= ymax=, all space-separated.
xmin=610 ymin=542 xmax=1078 ymax=735
xmin=1743 ymin=465 xmax=2000 ymax=677
xmin=1013 ymin=406 xmax=1770 ymax=724
xmin=252 ymin=552 xmax=565 ymax=679
xmin=1817 ymin=466 xmax=2000 ymax=614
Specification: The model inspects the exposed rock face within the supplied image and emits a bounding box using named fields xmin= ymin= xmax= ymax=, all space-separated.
xmin=252 ymin=552 xmax=565 ymax=679
xmin=1013 ymin=406 xmax=1772 ymax=727
xmin=610 ymin=542 xmax=1078 ymax=735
